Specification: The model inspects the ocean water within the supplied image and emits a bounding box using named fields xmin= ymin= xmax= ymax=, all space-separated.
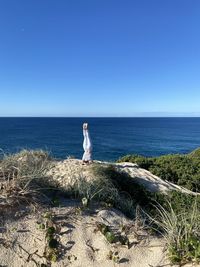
xmin=0 ymin=117 xmax=200 ymax=161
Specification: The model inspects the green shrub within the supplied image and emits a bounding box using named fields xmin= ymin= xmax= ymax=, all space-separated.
xmin=118 ymin=148 xmax=200 ymax=192
xmin=117 ymin=154 xmax=154 ymax=170
xmin=149 ymin=191 xmax=200 ymax=215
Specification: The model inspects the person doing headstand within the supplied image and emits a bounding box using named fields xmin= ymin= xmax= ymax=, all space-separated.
xmin=82 ymin=123 xmax=93 ymax=164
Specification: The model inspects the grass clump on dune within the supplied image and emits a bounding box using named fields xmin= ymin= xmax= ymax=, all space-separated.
xmin=145 ymin=190 xmax=200 ymax=265
xmin=71 ymin=170 xmax=119 ymax=207
xmin=77 ymin=163 xmax=153 ymax=218
xmin=0 ymin=149 xmax=57 ymax=210
xmin=92 ymin=164 xmax=151 ymax=204
xmin=0 ymin=149 xmax=50 ymax=180
xmin=118 ymin=147 xmax=200 ymax=192
xmin=151 ymin=200 xmax=200 ymax=265
xmin=63 ymin=163 xmax=144 ymax=218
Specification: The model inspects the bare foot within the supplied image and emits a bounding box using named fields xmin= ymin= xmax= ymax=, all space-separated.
xmin=83 ymin=123 xmax=88 ymax=130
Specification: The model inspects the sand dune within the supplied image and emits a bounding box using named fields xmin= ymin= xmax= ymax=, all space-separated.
xmin=0 ymin=201 xmax=168 ymax=267
xmin=0 ymin=159 xmax=199 ymax=267
xmin=48 ymin=159 xmax=200 ymax=196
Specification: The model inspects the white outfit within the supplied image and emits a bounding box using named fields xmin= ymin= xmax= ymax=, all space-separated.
xmin=82 ymin=128 xmax=92 ymax=161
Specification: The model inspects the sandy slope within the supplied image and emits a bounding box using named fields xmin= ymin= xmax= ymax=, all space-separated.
xmin=0 ymin=200 xmax=168 ymax=267
xmin=47 ymin=159 xmax=200 ymax=195
xmin=0 ymin=159 xmax=199 ymax=267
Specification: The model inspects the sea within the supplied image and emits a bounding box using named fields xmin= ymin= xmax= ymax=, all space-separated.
xmin=0 ymin=117 xmax=200 ymax=161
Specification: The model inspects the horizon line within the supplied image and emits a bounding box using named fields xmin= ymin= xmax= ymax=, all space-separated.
xmin=0 ymin=116 xmax=200 ymax=118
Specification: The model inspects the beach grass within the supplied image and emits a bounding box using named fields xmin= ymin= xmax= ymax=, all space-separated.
xmin=149 ymin=199 xmax=200 ymax=264
xmin=0 ymin=149 xmax=57 ymax=211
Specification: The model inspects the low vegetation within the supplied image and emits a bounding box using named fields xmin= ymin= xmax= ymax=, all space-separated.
xmin=150 ymin=199 xmax=200 ymax=265
xmin=118 ymin=147 xmax=200 ymax=192
xmin=37 ymin=211 xmax=62 ymax=263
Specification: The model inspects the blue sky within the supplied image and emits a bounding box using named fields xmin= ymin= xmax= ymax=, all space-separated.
xmin=0 ymin=0 xmax=200 ymax=117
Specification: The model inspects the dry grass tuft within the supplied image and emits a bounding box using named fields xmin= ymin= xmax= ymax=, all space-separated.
xmin=0 ymin=149 xmax=56 ymax=210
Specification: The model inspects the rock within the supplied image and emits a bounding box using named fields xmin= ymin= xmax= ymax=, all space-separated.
xmin=97 ymin=209 xmax=129 ymax=227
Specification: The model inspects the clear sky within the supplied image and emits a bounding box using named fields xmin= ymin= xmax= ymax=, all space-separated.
xmin=0 ymin=0 xmax=200 ymax=117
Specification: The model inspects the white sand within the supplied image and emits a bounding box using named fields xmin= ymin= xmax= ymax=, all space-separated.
xmin=0 ymin=201 xmax=168 ymax=267
xmin=1 ymin=158 xmax=199 ymax=267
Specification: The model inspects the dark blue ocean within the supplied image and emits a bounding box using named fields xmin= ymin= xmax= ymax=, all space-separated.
xmin=0 ymin=117 xmax=200 ymax=161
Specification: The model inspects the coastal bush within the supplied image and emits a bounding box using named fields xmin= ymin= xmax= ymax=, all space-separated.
xmin=118 ymin=148 xmax=200 ymax=192
xmin=149 ymin=190 xmax=200 ymax=215
xmin=117 ymin=154 xmax=154 ymax=169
